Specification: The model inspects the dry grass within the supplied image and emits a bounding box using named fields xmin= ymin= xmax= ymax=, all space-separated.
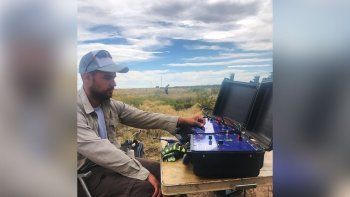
xmin=112 ymin=86 xmax=272 ymax=196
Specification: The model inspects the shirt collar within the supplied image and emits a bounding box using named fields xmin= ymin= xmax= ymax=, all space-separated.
xmin=78 ymin=88 xmax=94 ymax=114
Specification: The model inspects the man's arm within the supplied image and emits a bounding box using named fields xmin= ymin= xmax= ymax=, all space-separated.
xmin=77 ymin=110 xmax=150 ymax=180
xmin=113 ymin=101 xmax=179 ymax=134
xmin=113 ymin=101 xmax=206 ymax=133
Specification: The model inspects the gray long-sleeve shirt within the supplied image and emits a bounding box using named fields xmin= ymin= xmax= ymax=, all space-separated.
xmin=77 ymin=88 xmax=179 ymax=180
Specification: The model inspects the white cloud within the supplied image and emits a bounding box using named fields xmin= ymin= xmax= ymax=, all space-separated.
xmin=78 ymin=0 xmax=272 ymax=54
xmin=167 ymin=58 xmax=271 ymax=67
xmin=227 ymin=64 xmax=271 ymax=68
xmin=115 ymin=68 xmax=271 ymax=88
xmin=77 ymin=43 xmax=161 ymax=64
xmin=77 ymin=68 xmax=271 ymax=89
xmin=77 ymin=0 xmax=272 ymax=88
xmin=184 ymin=52 xmax=269 ymax=62
xmin=184 ymin=44 xmax=232 ymax=51
xmin=78 ymin=25 xmax=122 ymax=42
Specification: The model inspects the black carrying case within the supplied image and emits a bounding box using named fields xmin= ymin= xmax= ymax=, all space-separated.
xmin=186 ymin=79 xmax=273 ymax=178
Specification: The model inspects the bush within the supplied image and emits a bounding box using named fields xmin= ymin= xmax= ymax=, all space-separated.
xmin=195 ymin=90 xmax=217 ymax=111
xmin=124 ymin=97 xmax=145 ymax=107
xmin=159 ymin=97 xmax=195 ymax=111
xmin=113 ymin=86 xmax=220 ymax=111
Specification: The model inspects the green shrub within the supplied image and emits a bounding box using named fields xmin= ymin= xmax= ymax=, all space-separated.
xmin=122 ymin=97 xmax=145 ymax=107
xmin=195 ymin=90 xmax=217 ymax=110
xmin=158 ymin=97 xmax=195 ymax=111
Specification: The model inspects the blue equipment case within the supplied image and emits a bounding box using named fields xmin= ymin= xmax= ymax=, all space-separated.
xmin=182 ymin=79 xmax=273 ymax=178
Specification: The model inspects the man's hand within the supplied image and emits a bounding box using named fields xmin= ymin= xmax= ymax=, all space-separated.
xmin=178 ymin=115 xmax=206 ymax=128
xmin=147 ymin=173 xmax=161 ymax=197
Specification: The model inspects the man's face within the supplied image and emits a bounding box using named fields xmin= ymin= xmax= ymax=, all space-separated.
xmin=86 ymin=71 xmax=116 ymax=101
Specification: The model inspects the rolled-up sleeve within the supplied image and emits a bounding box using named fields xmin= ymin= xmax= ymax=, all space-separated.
xmin=77 ymin=110 xmax=149 ymax=180
xmin=113 ymin=101 xmax=179 ymax=134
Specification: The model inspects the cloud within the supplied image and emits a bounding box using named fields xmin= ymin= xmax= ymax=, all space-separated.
xmin=167 ymin=58 xmax=272 ymax=67
xmin=184 ymin=44 xmax=232 ymax=51
xmin=183 ymin=52 xmax=269 ymax=62
xmin=77 ymin=0 xmax=272 ymax=88
xmin=78 ymin=0 xmax=272 ymax=52
xmin=227 ymin=64 xmax=271 ymax=68
xmin=192 ymin=1 xmax=259 ymax=23
xmin=114 ymin=68 xmax=271 ymax=88
xmin=147 ymin=1 xmax=189 ymax=18
xmin=148 ymin=0 xmax=259 ymax=23
xmin=77 ymin=43 xmax=161 ymax=64
xmin=77 ymin=68 xmax=271 ymax=89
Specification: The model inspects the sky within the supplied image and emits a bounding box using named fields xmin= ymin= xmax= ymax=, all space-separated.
xmin=77 ymin=0 xmax=272 ymax=88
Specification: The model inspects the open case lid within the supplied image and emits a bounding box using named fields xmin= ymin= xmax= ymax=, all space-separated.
xmin=245 ymin=81 xmax=273 ymax=151
xmin=213 ymin=79 xmax=258 ymax=124
xmin=213 ymin=79 xmax=273 ymax=151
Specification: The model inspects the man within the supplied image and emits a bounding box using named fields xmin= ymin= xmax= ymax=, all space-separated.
xmin=77 ymin=50 xmax=205 ymax=197
xmin=164 ymin=84 xmax=169 ymax=95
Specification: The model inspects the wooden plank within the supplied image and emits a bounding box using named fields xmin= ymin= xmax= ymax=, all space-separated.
xmin=160 ymin=138 xmax=273 ymax=195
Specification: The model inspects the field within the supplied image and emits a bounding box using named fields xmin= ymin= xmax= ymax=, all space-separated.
xmin=112 ymin=86 xmax=272 ymax=197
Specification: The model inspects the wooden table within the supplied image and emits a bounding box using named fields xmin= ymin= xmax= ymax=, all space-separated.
xmin=160 ymin=138 xmax=273 ymax=195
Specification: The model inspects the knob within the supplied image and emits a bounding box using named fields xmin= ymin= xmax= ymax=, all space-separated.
xmin=218 ymin=140 xmax=224 ymax=145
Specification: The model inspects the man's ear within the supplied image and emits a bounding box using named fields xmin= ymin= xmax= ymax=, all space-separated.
xmin=82 ymin=71 xmax=97 ymax=85
xmin=82 ymin=73 xmax=91 ymax=80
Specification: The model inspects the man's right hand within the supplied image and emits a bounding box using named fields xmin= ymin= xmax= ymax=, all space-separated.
xmin=147 ymin=173 xmax=161 ymax=197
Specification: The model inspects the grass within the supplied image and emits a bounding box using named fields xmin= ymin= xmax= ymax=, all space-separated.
xmin=113 ymin=86 xmax=220 ymax=111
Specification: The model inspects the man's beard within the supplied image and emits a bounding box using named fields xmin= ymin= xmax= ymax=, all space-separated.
xmin=90 ymin=86 xmax=114 ymax=102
